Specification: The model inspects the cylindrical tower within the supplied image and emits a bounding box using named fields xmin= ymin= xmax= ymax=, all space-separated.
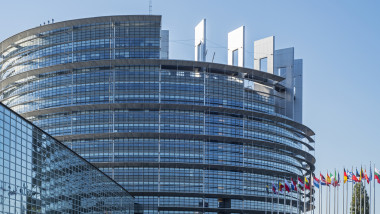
xmin=0 ymin=16 xmax=315 ymax=213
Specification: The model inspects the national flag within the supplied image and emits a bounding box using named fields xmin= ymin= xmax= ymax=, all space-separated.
xmin=284 ymin=179 xmax=290 ymax=192
xmin=326 ymin=173 xmax=332 ymax=186
xmin=272 ymin=183 xmax=277 ymax=194
xmin=330 ymin=172 xmax=335 ymax=184
xmin=313 ymin=175 xmax=320 ymax=189
xmin=344 ymin=169 xmax=348 ymax=184
xmin=320 ymin=173 xmax=327 ymax=186
xmin=266 ymin=184 xmax=270 ymax=194
xmin=369 ymin=166 xmax=373 ymax=182
xmin=356 ymin=169 xmax=362 ymax=182
xmin=347 ymin=171 xmax=354 ymax=182
xmin=298 ymin=177 xmax=304 ymax=186
xmin=279 ymin=181 xmax=284 ymax=192
xmin=375 ymin=168 xmax=380 ymax=184
xmin=291 ymin=178 xmax=297 ymax=191
xmin=361 ymin=167 xmax=364 ymax=182
xmin=297 ymin=177 xmax=304 ymax=191
xmin=352 ymin=172 xmax=359 ymax=183
xmin=365 ymin=170 xmax=369 ymax=184
xmin=346 ymin=171 xmax=352 ymax=180
xmin=337 ymin=173 xmax=340 ymax=186
xmin=305 ymin=177 xmax=310 ymax=190
xmin=331 ymin=172 xmax=339 ymax=187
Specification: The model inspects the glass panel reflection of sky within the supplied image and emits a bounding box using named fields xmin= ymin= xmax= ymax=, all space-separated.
xmin=0 ymin=104 xmax=134 ymax=213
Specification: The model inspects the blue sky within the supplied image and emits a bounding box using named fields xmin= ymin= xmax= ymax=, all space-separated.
xmin=1 ymin=0 xmax=379 ymax=212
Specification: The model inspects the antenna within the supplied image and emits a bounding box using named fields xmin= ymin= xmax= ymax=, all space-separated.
xmin=149 ymin=0 xmax=152 ymax=15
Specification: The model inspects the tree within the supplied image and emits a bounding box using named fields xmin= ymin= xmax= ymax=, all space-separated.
xmin=351 ymin=183 xmax=369 ymax=214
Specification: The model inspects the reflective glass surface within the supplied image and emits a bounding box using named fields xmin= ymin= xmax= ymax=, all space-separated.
xmin=0 ymin=104 xmax=134 ymax=213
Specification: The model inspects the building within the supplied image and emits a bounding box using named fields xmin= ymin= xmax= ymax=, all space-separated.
xmin=0 ymin=102 xmax=134 ymax=213
xmin=0 ymin=15 xmax=315 ymax=213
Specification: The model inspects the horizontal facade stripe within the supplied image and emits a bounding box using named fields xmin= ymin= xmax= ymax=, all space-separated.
xmin=21 ymin=102 xmax=315 ymax=138
xmin=55 ymin=132 xmax=315 ymax=171
xmin=0 ymin=59 xmax=284 ymax=90
xmin=0 ymin=15 xmax=162 ymax=52
xmin=93 ymin=161 xmax=308 ymax=177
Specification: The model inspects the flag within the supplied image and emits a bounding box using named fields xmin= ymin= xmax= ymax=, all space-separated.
xmin=352 ymin=173 xmax=359 ymax=183
xmin=320 ymin=173 xmax=327 ymax=186
xmin=279 ymin=181 xmax=284 ymax=192
xmin=330 ymin=172 xmax=335 ymax=184
xmin=272 ymin=183 xmax=277 ymax=194
xmin=347 ymin=170 xmax=352 ymax=180
xmin=375 ymin=168 xmax=380 ymax=184
xmin=313 ymin=175 xmax=320 ymax=189
xmin=305 ymin=177 xmax=310 ymax=190
xmin=266 ymin=184 xmax=270 ymax=194
xmin=344 ymin=169 xmax=348 ymax=184
xmin=337 ymin=172 xmax=340 ymax=186
xmin=356 ymin=169 xmax=361 ymax=182
xmin=365 ymin=170 xmax=369 ymax=184
xmin=291 ymin=178 xmax=297 ymax=191
xmin=297 ymin=177 xmax=304 ymax=191
xmin=347 ymin=171 xmax=354 ymax=182
xmin=361 ymin=167 xmax=364 ymax=182
xmin=284 ymin=179 xmax=290 ymax=192
xmin=326 ymin=173 xmax=332 ymax=186
xmin=298 ymin=177 xmax=304 ymax=186
xmin=369 ymin=166 xmax=373 ymax=182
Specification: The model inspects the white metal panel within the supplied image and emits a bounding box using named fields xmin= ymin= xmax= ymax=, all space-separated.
xmin=194 ymin=19 xmax=206 ymax=61
xmin=253 ymin=36 xmax=274 ymax=74
xmin=228 ymin=26 xmax=245 ymax=67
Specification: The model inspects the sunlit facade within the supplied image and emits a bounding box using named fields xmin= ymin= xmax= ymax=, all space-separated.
xmin=0 ymin=15 xmax=315 ymax=213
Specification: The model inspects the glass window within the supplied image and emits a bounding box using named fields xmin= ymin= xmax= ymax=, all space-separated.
xmin=260 ymin=57 xmax=267 ymax=72
xmin=233 ymin=49 xmax=239 ymax=66
xmin=278 ymin=67 xmax=286 ymax=77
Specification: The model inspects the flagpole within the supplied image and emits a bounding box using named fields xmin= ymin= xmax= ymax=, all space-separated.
xmin=343 ymin=174 xmax=345 ymax=214
xmin=334 ymin=177 xmax=336 ymax=214
xmin=297 ymin=187 xmax=300 ymax=214
xmin=310 ymin=175 xmax=313 ymax=213
xmin=320 ymin=182 xmax=322 ymax=214
xmin=304 ymin=179 xmax=306 ymax=214
xmin=271 ymin=191 xmax=274 ymax=214
xmin=370 ymin=162 xmax=372 ymax=214
xmin=360 ymin=181 xmax=362 ymax=214
xmin=322 ymin=183 xmax=324 ymax=214
xmin=337 ymin=185 xmax=339 ymax=214
xmin=346 ymin=172 xmax=348 ymax=214
xmin=374 ymin=164 xmax=376 ymax=214
xmin=297 ymin=188 xmax=300 ymax=214
xmin=353 ymin=166 xmax=355 ymax=214
xmin=329 ymin=185 xmax=331 ymax=214
xmin=266 ymin=192 xmax=268 ymax=214
xmin=309 ymin=173 xmax=314 ymax=214
xmin=278 ymin=186 xmax=280 ymax=214
xmin=364 ymin=181 xmax=366 ymax=214
xmin=284 ymin=182 xmax=286 ymax=214
xmin=326 ymin=181 xmax=328 ymax=214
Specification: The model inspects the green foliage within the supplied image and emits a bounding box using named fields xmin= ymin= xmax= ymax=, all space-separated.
xmin=350 ymin=183 xmax=369 ymax=214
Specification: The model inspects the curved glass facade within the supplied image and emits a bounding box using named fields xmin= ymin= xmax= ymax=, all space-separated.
xmin=0 ymin=16 xmax=315 ymax=213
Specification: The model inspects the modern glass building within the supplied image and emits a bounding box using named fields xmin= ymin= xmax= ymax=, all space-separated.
xmin=0 ymin=15 xmax=315 ymax=213
xmin=0 ymin=102 xmax=134 ymax=213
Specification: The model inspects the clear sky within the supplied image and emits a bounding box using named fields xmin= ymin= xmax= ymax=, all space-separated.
xmin=1 ymin=0 xmax=379 ymax=212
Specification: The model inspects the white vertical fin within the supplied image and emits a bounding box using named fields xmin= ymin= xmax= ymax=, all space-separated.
xmin=228 ymin=26 xmax=245 ymax=67
xmin=253 ymin=36 xmax=274 ymax=74
xmin=195 ymin=19 xmax=206 ymax=61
